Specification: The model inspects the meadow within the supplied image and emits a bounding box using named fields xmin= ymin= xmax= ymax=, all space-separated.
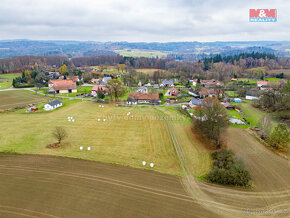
xmin=233 ymin=101 xmax=277 ymax=128
xmin=0 ymin=73 xmax=21 ymax=89
xmin=0 ymin=101 xmax=212 ymax=177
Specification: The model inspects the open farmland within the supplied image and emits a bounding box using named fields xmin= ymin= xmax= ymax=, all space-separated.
xmin=0 ymin=154 xmax=216 ymax=218
xmin=0 ymin=101 xmax=212 ymax=176
xmin=0 ymin=90 xmax=51 ymax=110
xmin=114 ymin=49 xmax=168 ymax=58
xmin=0 ymin=127 xmax=289 ymax=217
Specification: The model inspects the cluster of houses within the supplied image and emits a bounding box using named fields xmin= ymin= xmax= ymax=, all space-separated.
xmin=90 ymin=76 xmax=112 ymax=85
xmin=257 ymin=80 xmax=287 ymax=91
xmin=191 ymin=79 xmax=222 ymax=87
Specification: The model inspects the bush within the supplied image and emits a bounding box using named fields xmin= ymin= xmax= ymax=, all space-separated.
xmin=206 ymin=149 xmax=251 ymax=187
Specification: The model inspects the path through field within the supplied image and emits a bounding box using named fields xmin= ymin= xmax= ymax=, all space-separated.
xmin=165 ymin=115 xmax=290 ymax=217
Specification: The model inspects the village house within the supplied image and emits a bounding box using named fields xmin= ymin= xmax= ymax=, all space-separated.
xmin=73 ymin=76 xmax=82 ymax=82
xmin=90 ymin=78 xmax=102 ymax=84
xmin=189 ymin=99 xmax=202 ymax=108
xmin=48 ymin=72 xmax=61 ymax=79
xmin=257 ymin=81 xmax=269 ymax=88
xmin=136 ymin=86 xmax=148 ymax=94
xmin=127 ymin=93 xmax=161 ymax=105
xmin=44 ymin=100 xmax=63 ymax=111
xmin=168 ymin=87 xmax=179 ymax=96
xmin=102 ymin=77 xmax=112 ymax=84
xmin=246 ymin=92 xmax=260 ymax=100
xmin=153 ymin=84 xmax=159 ymax=89
xmin=192 ymin=79 xmax=222 ymax=87
xmin=48 ymin=80 xmax=77 ymax=94
xmin=160 ymin=79 xmax=174 ymax=87
xmin=199 ymin=88 xmax=219 ymax=98
xmin=91 ymin=85 xmax=109 ymax=96
xmin=222 ymin=102 xmax=235 ymax=110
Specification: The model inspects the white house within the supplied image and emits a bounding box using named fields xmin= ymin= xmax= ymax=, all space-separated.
xmin=136 ymin=86 xmax=148 ymax=94
xmin=44 ymin=100 xmax=63 ymax=111
xmin=246 ymin=92 xmax=260 ymax=100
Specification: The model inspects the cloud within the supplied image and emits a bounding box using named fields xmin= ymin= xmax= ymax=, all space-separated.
xmin=0 ymin=0 xmax=289 ymax=41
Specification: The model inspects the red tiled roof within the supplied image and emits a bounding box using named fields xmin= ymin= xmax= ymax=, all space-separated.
xmin=199 ymin=88 xmax=216 ymax=96
xmin=128 ymin=93 xmax=159 ymax=100
xmin=257 ymin=81 xmax=268 ymax=85
xmin=169 ymin=87 xmax=178 ymax=93
xmin=92 ymin=85 xmax=109 ymax=92
xmin=49 ymin=80 xmax=77 ymax=91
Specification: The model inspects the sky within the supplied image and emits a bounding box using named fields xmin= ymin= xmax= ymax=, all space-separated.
xmin=0 ymin=0 xmax=289 ymax=42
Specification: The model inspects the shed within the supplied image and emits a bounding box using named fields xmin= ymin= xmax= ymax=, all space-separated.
xmin=233 ymin=98 xmax=242 ymax=103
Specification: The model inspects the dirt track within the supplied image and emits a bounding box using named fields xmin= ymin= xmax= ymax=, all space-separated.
xmin=165 ymin=117 xmax=290 ymax=218
xmin=0 ymin=128 xmax=289 ymax=217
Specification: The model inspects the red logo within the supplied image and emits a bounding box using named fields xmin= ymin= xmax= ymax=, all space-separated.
xmin=249 ymin=9 xmax=277 ymax=22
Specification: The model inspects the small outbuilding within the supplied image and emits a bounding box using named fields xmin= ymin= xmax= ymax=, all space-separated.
xmin=233 ymin=98 xmax=242 ymax=103
xmin=222 ymin=102 xmax=235 ymax=110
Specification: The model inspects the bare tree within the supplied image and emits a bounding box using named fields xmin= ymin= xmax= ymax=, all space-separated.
xmin=52 ymin=127 xmax=67 ymax=144
xmin=258 ymin=115 xmax=272 ymax=135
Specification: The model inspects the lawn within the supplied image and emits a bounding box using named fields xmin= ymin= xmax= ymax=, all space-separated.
xmin=265 ymin=78 xmax=281 ymax=82
xmin=225 ymin=91 xmax=238 ymax=98
xmin=0 ymin=101 xmax=212 ymax=177
xmin=233 ymin=101 xmax=277 ymax=129
xmin=0 ymin=73 xmax=21 ymax=90
xmin=0 ymin=90 xmax=51 ymax=110
xmin=58 ymin=86 xmax=93 ymax=97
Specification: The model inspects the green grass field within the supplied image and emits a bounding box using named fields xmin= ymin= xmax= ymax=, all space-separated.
xmin=0 ymin=73 xmax=21 ymax=90
xmin=233 ymin=102 xmax=277 ymax=129
xmin=0 ymin=101 xmax=212 ymax=177
xmin=0 ymin=90 xmax=51 ymax=110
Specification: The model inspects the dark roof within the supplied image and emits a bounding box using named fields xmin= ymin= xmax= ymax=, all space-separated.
xmin=162 ymin=79 xmax=174 ymax=85
xmin=223 ymin=102 xmax=235 ymax=108
xmin=127 ymin=97 xmax=137 ymax=102
xmin=136 ymin=87 xmax=148 ymax=91
xmin=47 ymin=100 xmax=62 ymax=107
xmin=190 ymin=99 xmax=202 ymax=105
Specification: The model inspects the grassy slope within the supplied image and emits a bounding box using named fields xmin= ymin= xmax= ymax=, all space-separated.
xmin=0 ymin=102 xmax=181 ymax=175
xmin=0 ymin=101 xmax=212 ymax=177
xmin=156 ymin=107 xmax=212 ymax=177
xmin=0 ymin=73 xmax=21 ymax=89
xmin=235 ymin=101 xmax=277 ymax=128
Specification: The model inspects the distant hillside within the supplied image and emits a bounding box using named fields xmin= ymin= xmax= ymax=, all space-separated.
xmin=0 ymin=40 xmax=289 ymax=60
